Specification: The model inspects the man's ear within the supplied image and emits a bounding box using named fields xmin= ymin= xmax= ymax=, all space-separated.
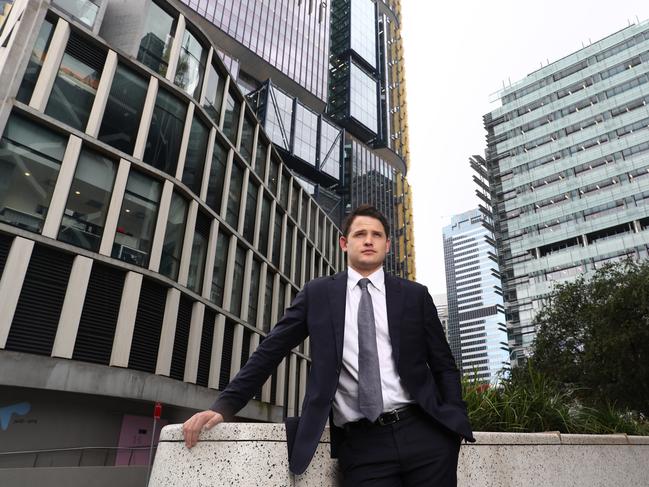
xmin=339 ymin=235 xmax=348 ymax=252
xmin=385 ymin=239 xmax=391 ymax=253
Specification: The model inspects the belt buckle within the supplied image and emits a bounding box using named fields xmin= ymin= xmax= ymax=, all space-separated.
xmin=377 ymin=409 xmax=399 ymax=426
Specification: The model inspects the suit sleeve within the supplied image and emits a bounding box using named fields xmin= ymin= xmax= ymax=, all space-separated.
xmin=210 ymin=281 xmax=310 ymax=418
xmin=422 ymin=287 xmax=465 ymax=407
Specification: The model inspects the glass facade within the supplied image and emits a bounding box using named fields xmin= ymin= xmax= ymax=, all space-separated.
xmin=52 ymin=0 xmax=100 ymax=28
xmin=179 ymin=0 xmax=331 ymax=101
xmin=160 ymin=191 xmax=188 ymax=280
xmin=205 ymin=139 xmax=228 ymax=213
xmin=350 ymin=0 xmax=377 ymax=68
xmin=58 ymin=148 xmax=116 ymax=251
xmin=349 ymin=62 xmax=378 ymax=133
xmin=484 ymin=22 xmax=649 ymax=364
xmin=443 ymin=209 xmax=509 ymax=383
xmin=202 ymin=61 xmax=225 ymax=124
xmin=182 ymin=114 xmax=209 ymax=194
xmin=0 ymin=115 xmax=67 ymax=233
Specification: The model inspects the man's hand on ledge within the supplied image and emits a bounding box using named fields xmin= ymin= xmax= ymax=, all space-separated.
xmin=183 ymin=410 xmax=224 ymax=449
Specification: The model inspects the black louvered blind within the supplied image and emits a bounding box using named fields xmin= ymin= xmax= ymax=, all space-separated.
xmin=66 ymin=31 xmax=106 ymax=72
xmin=169 ymin=296 xmax=192 ymax=381
xmin=196 ymin=308 xmax=216 ymax=387
xmin=6 ymin=245 xmax=73 ymax=355
xmin=129 ymin=278 xmax=167 ymax=373
xmin=72 ymin=262 xmax=125 ymax=364
xmin=240 ymin=329 xmax=251 ymax=369
xmin=218 ymin=320 xmax=234 ymax=390
xmin=0 ymin=232 xmax=12 ymax=277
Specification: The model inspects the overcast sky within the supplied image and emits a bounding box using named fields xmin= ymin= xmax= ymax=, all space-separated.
xmin=401 ymin=0 xmax=649 ymax=295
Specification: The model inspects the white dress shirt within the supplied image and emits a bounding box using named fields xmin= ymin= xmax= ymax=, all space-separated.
xmin=332 ymin=267 xmax=413 ymax=426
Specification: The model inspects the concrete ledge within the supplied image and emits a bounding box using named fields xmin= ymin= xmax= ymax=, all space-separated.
xmin=149 ymin=424 xmax=649 ymax=486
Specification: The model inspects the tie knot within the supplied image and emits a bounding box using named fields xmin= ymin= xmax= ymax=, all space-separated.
xmin=358 ymin=278 xmax=371 ymax=290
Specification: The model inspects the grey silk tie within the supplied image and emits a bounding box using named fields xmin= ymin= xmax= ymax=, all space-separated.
xmin=357 ymin=278 xmax=383 ymax=422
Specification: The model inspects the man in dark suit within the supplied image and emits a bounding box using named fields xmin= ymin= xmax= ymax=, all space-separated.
xmin=183 ymin=205 xmax=475 ymax=485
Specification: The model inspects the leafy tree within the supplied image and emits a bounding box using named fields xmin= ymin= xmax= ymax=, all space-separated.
xmin=531 ymin=259 xmax=649 ymax=415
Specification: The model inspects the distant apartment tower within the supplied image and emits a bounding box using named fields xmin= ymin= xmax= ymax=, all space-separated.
xmin=443 ymin=209 xmax=509 ymax=382
xmin=484 ymin=21 xmax=649 ymax=364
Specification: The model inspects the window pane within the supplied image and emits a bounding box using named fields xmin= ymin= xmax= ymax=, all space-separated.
xmin=159 ymin=191 xmax=187 ymax=280
xmin=240 ymin=114 xmax=255 ymax=163
xmin=293 ymin=103 xmax=318 ymax=165
xmin=137 ymin=1 xmax=175 ymax=76
xmin=0 ymin=115 xmax=67 ymax=233
xmin=283 ymin=223 xmax=293 ymax=276
xmin=350 ymin=62 xmax=378 ymax=133
xmin=248 ymin=258 xmax=260 ymax=326
xmin=187 ymin=212 xmax=210 ymax=293
xmin=290 ymin=184 xmax=299 ymax=221
xmin=276 ymin=280 xmax=285 ymax=322
xmin=222 ymin=89 xmax=240 ymax=143
xmin=230 ymin=244 xmax=246 ymax=316
xmin=16 ymin=19 xmax=54 ymax=104
xmin=143 ymin=88 xmax=186 ymax=176
xmin=262 ymin=270 xmax=273 ymax=332
xmin=205 ymin=140 xmax=228 ymax=213
xmin=52 ymin=0 xmax=99 ymax=28
xmin=45 ymin=34 xmax=104 ymax=131
xmin=279 ymin=170 xmax=289 ymax=208
xmin=98 ymin=63 xmax=148 ymax=155
xmin=202 ymin=63 xmax=225 ymax=125
xmin=272 ymin=209 xmax=282 ymax=266
xmin=210 ymin=231 xmax=229 ymax=306
xmin=267 ymin=156 xmax=279 ymax=195
xmin=243 ymin=178 xmax=258 ymax=243
xmin=174 ymin=29 xmax=206 ymax=99
xmin=225 ymin=161 xmax=243 ymax=228
xmin=182 ymin=115 xmax=209 ymax=194
xmin=295 ymin=234 xmax=303 ymax=286
xmin=58 ymin=148 xmax=116 ymax=251
xmin=254 ymin=140 xmax=267 ymax=181
xmin=258 ymin=194 xmax=271 ymax=256
xmin=112 ymin=171 xmax=161 ymax=267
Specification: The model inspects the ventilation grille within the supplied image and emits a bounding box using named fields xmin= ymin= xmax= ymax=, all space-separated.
xmin=169 ymin=296 xmax=192 ymax=381
xmin=0 ymin=232 xmax=12 ymax=277
xmin=196 ymin=308 xmax=216 ymax=388
xmin=66 ymin=31 xmax=106 ymax=72
xmin=5 ymin=245 xmax=73 ymax=355
xmin=240 ymin=328 xmax=251 ymax=369
xmin=129 ymin=278 xmax=167 ymax=373
xmin=218 ymin=320 xmax=234 ymax=390
xmin=73 ymin=262 xmax=125 ymax=364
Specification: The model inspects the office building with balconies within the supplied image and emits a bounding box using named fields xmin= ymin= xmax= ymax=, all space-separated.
xmin=484 ymin=20 xmax=649 ymax=364
xmin=0 ymin=0 xmax=344 ymax=480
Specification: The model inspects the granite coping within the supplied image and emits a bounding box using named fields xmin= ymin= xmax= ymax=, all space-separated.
xmin=159 ymin=423 xmax=648 ymax=445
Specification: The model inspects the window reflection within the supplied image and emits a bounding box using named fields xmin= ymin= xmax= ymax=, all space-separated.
xmin=159 ymin=191 xmax=188 ymax=280
xmin=254 ymin=139 xmax=268 ymax=181
xmin=248 ymin=258 xmax=261 ymax=326
xmin=230 ymin=244 xmax=246 ymax=316
xmin=262 ymin=269 xmax=273 ymax=332
xmin=16 ymin=19 xmax=54 ymax=104
xmin=52 ymin=0 xmax=100 ymax=28
xmin=243 ymin=177 xmax=258 ymax=243
xmin=137 ymin=1 xmax=175 ymax=76
xmin=187 ymin=211 xmax=210 ymax=293
xmin=143 ymin=88 xmax=187 ymax=176
xmin=112 ymin=170 xmax=161 ymax=267
xmin=0 ymin=114 xmax=67 ymax=233
xmin=58 ymin=148 xmax=116 ymax=251
xmin=240 ymin=114 xmax=255 ymax=163
xmin=45 ymin=33 xmax=105 ymax=131
xmin=222 ymin=89 xmax=241 ymax=143
xmin=182 ymin=115 xmax=209 ymax=194
xmin=202 ymin=62 xmax=225 ymax=125
xmin=174 ymin=29 xmax=206 ymax=99
xmin=225 ymin=160 xmax=243 ymax=228
xmin=205 ymin=140 xmax=228 ymax=213
xmin=258 ymin=194 xmax=271 ymax=256
xmin=98 ymin=64 xmax=148 ymax=155
xmin=210 ymin=230 xmax=229 ymax=306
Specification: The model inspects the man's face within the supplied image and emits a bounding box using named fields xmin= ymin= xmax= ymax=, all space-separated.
xmin=339 ymin=215 xmax=390 ymax=274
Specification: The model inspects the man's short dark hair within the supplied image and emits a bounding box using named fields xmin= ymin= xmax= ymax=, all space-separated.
xmin=341 ymin=205 xmax=390 ymax=238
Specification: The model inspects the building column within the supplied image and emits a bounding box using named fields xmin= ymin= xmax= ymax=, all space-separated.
xmin=109 ymin=271 xmax=143 ymax=367
xmin=184 ymin=301 xmax=205 ymax=383
xmin=51 ymin=255 xmax=93 ymax=358
xmin=0 ymin=237 xmax=34 ymax=348
xmin=155 ymin=288 xmax=181 ymax=376
xmin=29 ymin=17 xmax=69 ymax=111
xmin=208 ymin=314 xmax=226 ymax=390
xmin=99 ymin=158 xmax=130 ymax=256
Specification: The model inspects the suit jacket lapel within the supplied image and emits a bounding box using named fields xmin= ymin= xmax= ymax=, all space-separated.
xmin=385 ymin=273 xmax=404 ymax=364
xmin=328 ymin=271 xmax=347 ymax=367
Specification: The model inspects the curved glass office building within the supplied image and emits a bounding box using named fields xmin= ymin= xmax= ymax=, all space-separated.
xmin=0 ymin=0 xmax=344 ymax=478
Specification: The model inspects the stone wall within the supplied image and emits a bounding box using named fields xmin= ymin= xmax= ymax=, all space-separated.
xmin=150 ymin=423 xmax=649 ymax=486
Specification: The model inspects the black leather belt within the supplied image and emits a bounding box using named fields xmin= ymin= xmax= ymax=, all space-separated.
xmin=343 ymin=405 xmax=419 ymax=432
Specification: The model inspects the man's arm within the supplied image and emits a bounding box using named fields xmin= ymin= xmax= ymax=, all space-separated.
xmin=422 ymin=287 xmax=464 ymax=406
xmin=183 ymin=281 xmax=310 ymax=447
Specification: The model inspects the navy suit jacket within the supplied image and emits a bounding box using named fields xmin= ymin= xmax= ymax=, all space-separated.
xmin=211 ymin=270 xmax=475 ymax=475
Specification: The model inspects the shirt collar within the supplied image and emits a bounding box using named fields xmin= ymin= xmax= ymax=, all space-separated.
xmin=347 ymin=266 xmax=385 ymax=295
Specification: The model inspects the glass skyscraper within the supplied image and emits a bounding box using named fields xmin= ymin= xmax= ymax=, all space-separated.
xmin=484 ymin=20 xmax=649 ymax=364
xmin=443 ymin=208 xmax=509 ymax=383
